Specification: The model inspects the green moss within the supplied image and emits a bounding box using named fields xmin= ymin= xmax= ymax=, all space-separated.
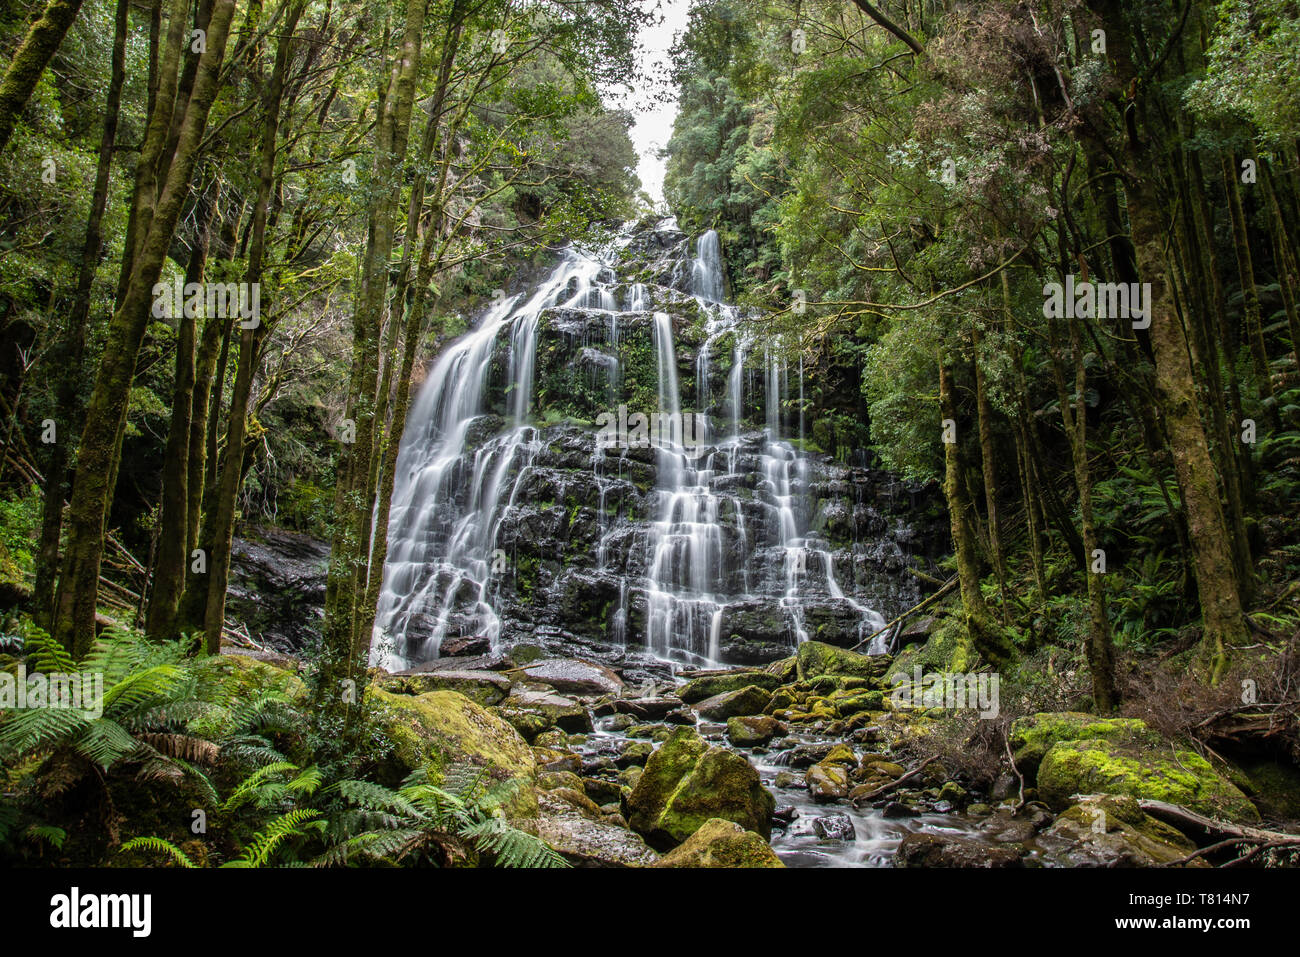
xmin=366 ymin=687 xmax=539 ymax=821
xmin=1009 ymin=712 xmax=1155 ymax=774
xmin=1038 ymin=737 xmax=1260 ymax=823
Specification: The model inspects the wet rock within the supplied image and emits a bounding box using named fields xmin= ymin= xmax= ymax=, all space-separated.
xmin=439 ymin=634 xmax=492 ymax=657
xmin=652 ymin=818 xmax=784 ymax=868
xmin=805 ymin=762 xmax=851 ymax=802
xmin=616 ymin=740 xmax=655 ymax=768
xmin=678 ymin=670 xmax=782 ymax=703
xmin=611 ymin=696 xmax=682 ymax=720
xmin=812 ymin=813 xmax=857 ymax=841
xmin=583 ymin=776 xmax=624 ymax=806
xmin=226 ymin=528 xmax=329 ymax=652
xmin=895 ymin=832 xmax=1025 ymax=868
xmin=506 ymin=688 xmax=593 ymax=733
xmin=537 ymin=789 xmax=659 ymax=867
xmin=1039 ymin=795 xmax=1203 ymax=867
xmin=882 ymin=801 xmax=920 ymax=819
xmin=521 ymin=657 xmax=624 ymax=697
xmin=694 ymin=684 xmax=773 ymax=720
xmin=726 ymin=715 xmax=784 ymax=748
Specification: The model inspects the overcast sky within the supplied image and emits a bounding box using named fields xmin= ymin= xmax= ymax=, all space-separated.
xmin=605 ymin=0 xmax=694 ymax=207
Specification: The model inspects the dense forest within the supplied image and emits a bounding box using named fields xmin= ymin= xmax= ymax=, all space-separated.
xmin=1 ymin=0 xmax=1299 ymax=885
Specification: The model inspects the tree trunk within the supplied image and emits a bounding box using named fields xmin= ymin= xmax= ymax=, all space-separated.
xmin=0 ymin=0 xmax=86 ymax=154
xmin=31 ymin=0 xmax=129 ymax=631
xmin=52 ymin=0 xmax=238 ymax=658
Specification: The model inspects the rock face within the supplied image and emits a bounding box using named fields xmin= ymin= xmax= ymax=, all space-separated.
xmin=366 ymin=687 xmax=538 ymax=820
xmin=625 ymin=726 xmax=775 ymax=849
xmin=368 ymin=218 xmax=947 ymax=671
xmin=652 ymin=818 xmax=785 ymax=868
xmin=1036 ymin=737 xmax=1260 ymax=822
xmin=226 ymin=527 xmax=329 ymax=652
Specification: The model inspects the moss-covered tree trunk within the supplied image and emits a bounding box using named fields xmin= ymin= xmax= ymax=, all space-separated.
xmin=146 ymin=176 xmax=220 ymax=640
xmin=1222 ymin=154 xmax=1280 ymax=431
xmin=1084 ymin=0 xmax=1249 ymax=681
xmin=31 ymin=0 xmax=129 ymax=630
xmin=199 ymin=1 xmax=304 ymax=655
xmin=938 ymin=359 xmax=1007 ymax=669
xmin=319 ymin=0 xmax=428 ymax=723
xmin=0 ymin=0 xmax=86 ymax=154
xmin=52 ymin=0 xmax=237 ymax=658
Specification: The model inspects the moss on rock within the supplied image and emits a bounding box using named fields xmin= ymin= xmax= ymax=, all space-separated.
xmin=366 ymin=687 xmax=538 ymax=821
xmin=1037 ymin=738 xmax=1259 ymax=822
xmin=626 ymin=726 xmax=774 ymax=849
xmin=652 ymin=818 xmax=784 ymax=868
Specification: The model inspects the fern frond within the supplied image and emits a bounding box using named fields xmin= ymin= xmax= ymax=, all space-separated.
xmin=119 ymin=836 xmax=197 ymax=868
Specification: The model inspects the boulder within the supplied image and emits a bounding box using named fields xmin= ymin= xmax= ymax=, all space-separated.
xmin=1009 ymin=712 xmax=1154 ymax=775
xmin=504 ymin=688 xmax=593 ymax=733
xmin=895 ymin=832 xmax=1025 ymax=868
xmin=626 ymin=726 xmax=775 ymax=849
xmin=1039 ymin=795 xmax=1204 ymax=867
xmin=386 ymin=668 xmax=512 ymax=706
xmin=536 ymin=789 xmax=659 ymax=867
xmin=796 ymin=641 xmax=881 ymax=682
xmin=652 ymin=818 xmax=785 ymax=868
xmin=811 ymin=813 xmax=857 ymax=841
xmin=805 ymin=762 xmax=851 ymax=802
xmin=521 ymin=658 xmax=624 ymax=697
xmin=678 ymin=671 xmax=782 ymax=704
xmin=726 ymin=715 xmax=783 ymax=748
xmin=694 ymin=684 xmax=773 ymax=720
xmin=366 ymin=687 xmax=537 ymax=820
xmin=1037 ymin=738 xmax=1260 ymax=822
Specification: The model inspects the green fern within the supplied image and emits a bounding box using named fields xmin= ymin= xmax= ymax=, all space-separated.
xmin=119 ymin=836 xmax=197 ymax=868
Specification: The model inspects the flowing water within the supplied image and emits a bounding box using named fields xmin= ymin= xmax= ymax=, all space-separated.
xmin=373 ymin=221 xmax=901 ymax=672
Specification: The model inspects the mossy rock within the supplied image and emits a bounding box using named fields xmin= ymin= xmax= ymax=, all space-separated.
xmin=1037 ymin=738 xmax=1260 ymax=823
xmin=626 ymin=726 xmax=774 ymax=849
xmin=884 ymin=616 xmax=968 ymax=686
xmin=726 ymin=715 xmax=782 ymax=748
xmin=678 ymin=670 xmax=782 ymax=703
xmin=1043 ymin=795 xmax=1204 ymax=867
xmin=379 ymin=669 xmax=511 ymax=706
xmin=694 ymin=684 xmax=772 ymax=720
xmin=796 ymin=641 xmax=880 ymax=682
xmin=1009 ymin=712 xmax=1155 ymax=775
xmin=366 ymin=687 xmax=538 ymax=821
xmin=1238 ymin=759 xmax=1300 ymax=820
xmin=826 ymin=688 xmax=886 ymax=715
xmin=652 ymin=818 xmax=784 ymax=868
xmin=197 ymin=652 xmax=307 ymax=702
xmin=765 ymin=657 xmax=798 ymax=683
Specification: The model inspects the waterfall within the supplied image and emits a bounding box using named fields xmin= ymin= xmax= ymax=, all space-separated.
xmin=373 ymin=220 xmax=891 ymax=671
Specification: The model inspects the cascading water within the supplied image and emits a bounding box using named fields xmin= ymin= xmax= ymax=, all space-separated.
xmin=373 ymin=221 xmax=898 ymax=671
